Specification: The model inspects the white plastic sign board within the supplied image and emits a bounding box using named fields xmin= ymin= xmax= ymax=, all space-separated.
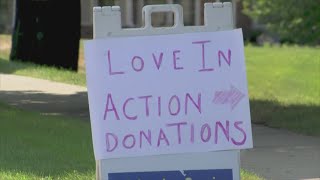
xmin=87 ymin=3 xmax=252 ymax=180
xmin=85 ymin=29 xmax=252 ymax=160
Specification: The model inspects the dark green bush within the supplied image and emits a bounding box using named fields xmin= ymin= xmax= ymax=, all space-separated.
xmin=242 ymin=0 xmax=320 ymax=45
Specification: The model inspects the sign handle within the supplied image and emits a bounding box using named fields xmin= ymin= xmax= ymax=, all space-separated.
xmin=142 ymin=4 xmax=184 ymax=29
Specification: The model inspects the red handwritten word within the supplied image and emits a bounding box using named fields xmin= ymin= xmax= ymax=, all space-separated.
xmin=104 ymin=93 xmax=201 ymax=121
xmin=105 ymin=120 xmax=247 ymax=152
xmin=213 ymin=85 xmax=245 ymax=110
xmin=106 ymin=40 xmax=232 ymax=75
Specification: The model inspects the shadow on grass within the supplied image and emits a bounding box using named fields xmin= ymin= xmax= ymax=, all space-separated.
xmin=250 ymin=99 xmax=320 ymax=136
xmin=0 ymin=90 xmax=89 ymax=120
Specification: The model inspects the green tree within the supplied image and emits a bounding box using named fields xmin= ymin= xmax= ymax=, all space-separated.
xmin=242 ymin=0 xmax=320 ymax=45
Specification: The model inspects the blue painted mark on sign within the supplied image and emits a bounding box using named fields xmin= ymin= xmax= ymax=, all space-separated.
xmin=109 ymin=169 xmax=232 ymax=180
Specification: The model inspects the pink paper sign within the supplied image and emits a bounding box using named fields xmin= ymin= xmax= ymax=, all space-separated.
xmin=85 ymin=29 xmax=253 ymax=160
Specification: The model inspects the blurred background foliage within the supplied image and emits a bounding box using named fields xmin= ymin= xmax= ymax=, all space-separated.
xmin=242 ymin=0 xmax=320 ymax=45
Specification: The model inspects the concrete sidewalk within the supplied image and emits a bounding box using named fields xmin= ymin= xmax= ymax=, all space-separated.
xmin=0 ymin=74 xmax=88 ymax=119
xmin=1 ymin=74 xmax=319 ymax=180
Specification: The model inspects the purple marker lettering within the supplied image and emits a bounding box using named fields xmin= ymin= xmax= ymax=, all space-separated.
xmin=122 ymin=134 xmax=136 ymax=149
xmin=190 ymin=123 xmax=195 ymax=143
xmin=192 ymin=40 xmax=214 ymax=72
xmin=166 ymin=121 xmax=187 ymax=144
xmin=218 ymin=49 xmax=232 ymax=67
xmin=104 ymin=93 xmax=120 ymax=121
xmin=185 ymin=93 xmax=202 ymax=115
xmin=107 ymin=50 xmax=124 ymax=75
xmin=138 ymin=95 xmax=152 ymax=117
xmin=106 ymin=133 xmax=118 ymax=152
xmin=231 ymin=121 xmax=247 ymax=145
xmin=200 ymin=123 xmax=211 ymax=142
xmin=215 ymin=120 xmax=230 ymax=144
xmin=157 ymin=128 xmax=170 ymax=147
xmin=131 ymin=56 xmax=144 ymax=72
xmin=122 ymin=98 xmax=137 ymax=120
xmin=173 ymin=50 xmax=183 ymax=70
xmin=158 ymin=96 xmax=161 ymax=117
xmin=152 ymin=52 xmax=164 ymax=70
xmin=139 ymin=130 xmax=152 ymax=148
xmin=168 ymin=95 xmax=181 ymax=116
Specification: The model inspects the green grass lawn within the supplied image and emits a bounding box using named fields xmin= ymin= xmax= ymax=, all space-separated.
xmin=0 ymin=103 xmax=262 ymax=180
xmin=245 ymin=45 xmax=320 ymax=135
xmin=0 ymin=103 xmax=95 ymax=180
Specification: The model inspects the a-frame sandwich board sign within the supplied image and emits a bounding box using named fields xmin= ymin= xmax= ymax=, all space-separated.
xmin=86 ymin=2 xmax=252 ymax=180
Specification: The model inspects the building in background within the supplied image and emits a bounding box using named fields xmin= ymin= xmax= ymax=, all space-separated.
xmin=0 ymin=0 xmax=252 ymax=39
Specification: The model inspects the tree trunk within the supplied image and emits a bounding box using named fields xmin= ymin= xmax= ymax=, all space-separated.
xmin=10 ymin=0 xmax=80 ymax=71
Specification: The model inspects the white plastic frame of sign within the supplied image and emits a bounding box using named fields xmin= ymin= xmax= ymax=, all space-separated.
xmin=93 ymin=2 xmax=240 ymax=180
